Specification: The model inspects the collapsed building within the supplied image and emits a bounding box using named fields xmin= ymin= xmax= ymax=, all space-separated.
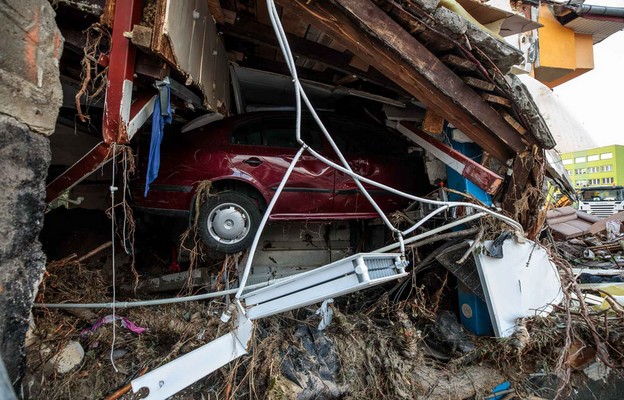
xmin=1 ymin=0 xmax=624 ymax=399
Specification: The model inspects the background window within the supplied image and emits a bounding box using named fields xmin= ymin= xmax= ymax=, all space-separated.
xmin=602 ymin=177 xmax=614 ymax=184
xmin=575 ymin=156 xmax=586 ymax=163
xmin=587 ymin=155 xmax=599 ymax=161
xmin=574 ymin=168 xmax=586 ymax=175
xmin=601 ymin=165 xmax=613 ymax=172
xmin=562 ymin=159 xmax=573 ymax=165
xmin=601 ymin=153 xmax=613 ymax=160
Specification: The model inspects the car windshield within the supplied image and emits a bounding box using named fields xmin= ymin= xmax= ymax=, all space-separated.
xmin=580 ymin=188 xmax=624 ymax=202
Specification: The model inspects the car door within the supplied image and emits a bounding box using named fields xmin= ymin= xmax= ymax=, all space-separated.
xmin=329 ymin=116 xmax=414 ymax=216
xmin=229 ymin=114 xmax=335 ymax=217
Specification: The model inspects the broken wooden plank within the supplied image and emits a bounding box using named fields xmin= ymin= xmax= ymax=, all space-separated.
xmin=462 ymin=76 xmax=496 ymax=91
xmin=422 ymin=109 xmax=445 ymax=134
xmin=278 ymin=0 xmax=524 ymax=161
xmin=500 ymin=110 xmax=526 ymax=135
xmin=440 ymin=54 xmax=476 ymax=71
xmin=397 ymin=122 xmax=504 ymax=194
xmin=481 ymin=93 xmax=511 ymax=107
xmin=418 ymin=29 xmax=455 ymax=52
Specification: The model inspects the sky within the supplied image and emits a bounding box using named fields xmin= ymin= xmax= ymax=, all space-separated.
xmin=553 ymin=29 xmax=624 ymax=147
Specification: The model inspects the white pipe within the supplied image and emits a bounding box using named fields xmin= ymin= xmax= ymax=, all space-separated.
xmin=235 ymin=146 xmax=305 ymax=300
xmin=375 ymin=212 xmax=488 ymax=253
xmin=34 ymin=279 xmax=283 ymax=309
xmin=402 ymin=204 xmax=449 ymax=236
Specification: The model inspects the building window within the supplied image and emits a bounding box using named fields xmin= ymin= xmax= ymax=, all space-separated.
xmin=601 ymin=165 xmax=613 ymax=172
xmin=602 ymin=177 xmax=614 ymax=184
xmin=562 ymin=159 xmax=573 ymax=165
xmin=587 ymin=167 xmax=599 ymax=173
xmin=575 ymin=156 xmax=587 ymax=163
xmin=575 ymin=168 xmax=586 ymax=175
xmin=588 ymin=155 xmax=599 ymax=162
xmin=576 ymin=180 xmax=587 ymax=187
xmin=601 ymin=153 xmax=613 ymax=160
xmin=589 ymin=178 xmax=600 ymax=185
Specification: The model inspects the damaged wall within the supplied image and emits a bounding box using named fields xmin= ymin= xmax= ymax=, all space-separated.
xmin=0 ymin=0 xmax=63 ymax=388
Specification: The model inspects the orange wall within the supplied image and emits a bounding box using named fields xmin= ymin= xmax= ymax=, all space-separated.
xmin=575 ymin=33 xmax=595 ymax=70
xmin=537 ymin=5 xmax=576 ymax=70
xmin=535 ymin=6 xmax=595 ymax=88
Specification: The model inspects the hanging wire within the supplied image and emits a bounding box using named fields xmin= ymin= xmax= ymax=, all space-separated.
xmin=109 ymin=143 xmax=119 ymax=372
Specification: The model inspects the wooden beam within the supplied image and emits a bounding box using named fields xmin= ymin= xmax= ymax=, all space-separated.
xmin=481 ymin=93 xmax=512 ymax=107
xmin=500 ymin=111 xmax=527 ymax=135
xmin=462 ymin=76 xmax=496 ymax=91
xmin=439 ymin=54 xmax=476 ymax=71
xmin=278 ymin=0 xmax=520 ymax=161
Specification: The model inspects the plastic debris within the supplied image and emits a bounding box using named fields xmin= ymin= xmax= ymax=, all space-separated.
xmin=316 ymin=298 xmax=334 ymax=331
xmin=487 ymin=231 xmax=512 ymax=258
xmin=81 ymin=315 xmax=147 ymax=336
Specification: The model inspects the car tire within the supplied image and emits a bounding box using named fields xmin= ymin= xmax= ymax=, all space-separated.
xmin=197 ymin=191 xmax=261 ymax=254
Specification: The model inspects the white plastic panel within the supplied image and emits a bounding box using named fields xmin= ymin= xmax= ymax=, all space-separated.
xmin=473 ymin=239 xmax=563 ymax=337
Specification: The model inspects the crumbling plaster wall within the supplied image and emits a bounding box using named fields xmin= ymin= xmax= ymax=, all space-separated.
xmin=0 ymin=0 xmax=63 ymax=388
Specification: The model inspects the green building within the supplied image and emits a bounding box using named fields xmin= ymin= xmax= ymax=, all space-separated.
xmin=561 ymin=145 xmax=624 ymax=188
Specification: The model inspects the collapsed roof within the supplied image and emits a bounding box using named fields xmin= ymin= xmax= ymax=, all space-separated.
xmin=52 ymin=0 xmax=559 ymax=233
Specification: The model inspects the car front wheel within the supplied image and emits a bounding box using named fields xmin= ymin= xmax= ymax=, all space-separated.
xmin=198 ymin=191 xmax=261 ymax=254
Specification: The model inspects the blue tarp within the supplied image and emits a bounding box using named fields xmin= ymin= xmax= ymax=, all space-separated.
xmin=144 ymin=82 xmax=172 ymax=197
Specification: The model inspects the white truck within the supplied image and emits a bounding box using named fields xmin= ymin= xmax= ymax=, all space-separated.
xmin=578 ymin=186 xmax=624 ymax=218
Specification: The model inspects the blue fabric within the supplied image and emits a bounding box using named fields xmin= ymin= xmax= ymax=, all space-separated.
xmin=144 ymin=83 xmax=172 ymax=197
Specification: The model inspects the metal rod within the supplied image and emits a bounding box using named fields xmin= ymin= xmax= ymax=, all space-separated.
xmin=374 ymin=212 xmax=488 ymax=253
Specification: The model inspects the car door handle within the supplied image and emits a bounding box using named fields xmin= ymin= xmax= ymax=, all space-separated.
xmin=243 ymin=157 xmax=263 ymax=167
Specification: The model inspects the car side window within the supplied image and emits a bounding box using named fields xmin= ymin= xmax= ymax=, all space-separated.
xmin=231 ymin=116 xmax=323 ymax=151
xmin=231 ymin=121 xmax=262 ymax=145
xmin=330 ymin=118 xmax=403 ymax=156
xmin=263 ymin=118 xmax=300 ymax=148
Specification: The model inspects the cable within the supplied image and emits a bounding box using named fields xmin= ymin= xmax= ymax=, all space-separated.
xmin=34 ymin=278 xmax=289 ymax=309
xmin=109 ymin=143 xmax=119 ymax=372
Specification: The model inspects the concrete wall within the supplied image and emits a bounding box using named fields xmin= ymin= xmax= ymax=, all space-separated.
xmin=0 ymin=0 xmax=63 ymax=389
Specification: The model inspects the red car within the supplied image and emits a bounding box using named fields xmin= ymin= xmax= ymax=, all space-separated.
xmin=132 ymin=112 xmax=419 ymax=253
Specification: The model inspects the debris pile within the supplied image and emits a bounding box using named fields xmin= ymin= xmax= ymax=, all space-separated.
xmin=23 ymin=206 xmax=624 ymax=399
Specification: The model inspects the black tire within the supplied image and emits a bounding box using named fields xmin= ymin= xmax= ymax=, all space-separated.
xmin=197 ymin=191 xmax=261 ymax=254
